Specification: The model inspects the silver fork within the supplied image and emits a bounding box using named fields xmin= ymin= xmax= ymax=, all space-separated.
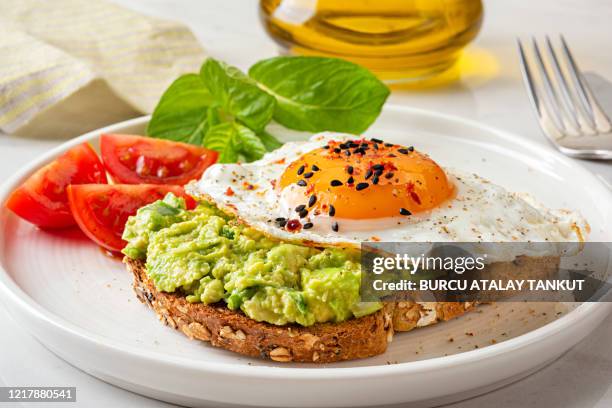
xmin=517 ymin=36 xmax=612 ymax=159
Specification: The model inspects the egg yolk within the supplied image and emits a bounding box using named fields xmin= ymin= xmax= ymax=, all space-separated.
xmin=278 ymin=139 xmax=454 ymax=219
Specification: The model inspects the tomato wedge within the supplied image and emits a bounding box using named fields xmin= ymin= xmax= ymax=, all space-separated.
xmin=67 ymin=184 xmax=196 ymax=252
xmin=5 ymin=143 xmax=107 ymax=229
xmin=100 ymin=134 xmax=218 ymax=185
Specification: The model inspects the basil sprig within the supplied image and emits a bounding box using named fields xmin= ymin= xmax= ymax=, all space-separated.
xmin=147 ymin=56 xmax=389 ymax=163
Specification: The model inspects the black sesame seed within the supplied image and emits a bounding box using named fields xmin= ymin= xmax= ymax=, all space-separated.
xmin=398 ymin=148 xmax=409 ymax=154
xmin=312 ymin=164 xmax=320 ymax=171
xmin=361 ymin=143 xmax=369 ymax=148
xmin=399 ymin=208 xmax=412 ymax=216
xmin=297 ymin=165 xmax=305 ymax=175
xmin=329 ymin=205 xmax=336 ymax=217
xmin=308 ymin=195 xmax=317 ymax=207
xmin=275 ymin=217 xmax=286 ymax=222
xmin=339 ymin=143 xmax=348 ymax=149
xmin=347 ymin=176 xmax=354 ymax=184
xmin=297 ymin=179 xmax=307 ymax=187
xmin=277 ymin=219 xmax=287 ymax=227
xmin=331 ymin=221 xmax=339 ymax=232
xmin=374 ymin=169 xmax=383 ymax=177
xmin=372 ymin=176 xmax=380 ymax=185
xmin=373 ymin=143 xmax=379 ymax=150
xmin=334 ymin=148 xmax=341 ymax=154
xmin=372 ymin=164 xmax=384 ymax=171
xmin=387 ymin=154 xmax=397 ymax=158
xmin=371 ymin=138 xmax=384 ymax=144
xmin=408 ymin=146 xmax=414 ymax=152
xmin=344 ymin=150 xmax=351 ymax=157
xmin=299 ymin=209 xmax=309 ymax=218
xmin=303 ymin=222 xmax=314 ymax=229
xmin=385 ymin=143 xmax=394 ymax=147
xmin=348 ymin=142 xmax=359 ymax=148
xmin=356 ymin=182 xmax=369 ymax=191
xmin=385 ymin=172 xmax=394 ymax=179
xmin=347 ymin=166 xmax=354 ymax=175
xmin=322 ymin=145 xmax=329 ymax=149
xmin=295 ymin=204 xmax=306 ymax=212
xmin=330 ymin=179 xmax=343 ymax=187
xmin=365 ymin=169 xmax=373 ymax=179
xmin=304 ymin=171 xmax=314 ymax=178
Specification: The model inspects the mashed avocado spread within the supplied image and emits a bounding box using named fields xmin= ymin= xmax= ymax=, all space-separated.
xmin=122 ymin=194 xmax=381 ymax=326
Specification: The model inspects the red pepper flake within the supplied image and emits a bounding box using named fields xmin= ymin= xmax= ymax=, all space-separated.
xmin=225 ymin=187 xmax=235 ymax=196
xmin=270 ymin=179 xmax=277 ymax=188
xmin=370 ymin=236 xmax=381 ymax=242
xmin=385 ymin=162 xmax=398 ymax=171
xmin=274 ymin=158 xmax=286 ymax=164
xmin=286 ymin=219 xmax=302 ymax=232
xmin=406 ymin=182 xmax=421 ymax=205
xmin=242 ymin=182 xmax=256 ymax=190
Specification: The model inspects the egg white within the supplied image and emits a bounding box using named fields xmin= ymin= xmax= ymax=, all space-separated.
xmin=186 ymin=132 xmax=588 ymax=260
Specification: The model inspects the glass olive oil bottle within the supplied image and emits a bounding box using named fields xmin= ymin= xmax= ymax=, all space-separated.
xmin=260 ymin=0 xmax=483 ymax=83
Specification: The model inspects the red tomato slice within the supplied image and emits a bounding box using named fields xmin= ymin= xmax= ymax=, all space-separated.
xmin=100 ymin=134 xmax=218 ymax=185
xmin=5 ymin=143 xmax=107 ymax=229
xmin=67 ymin=184 xmax=196 ymax=252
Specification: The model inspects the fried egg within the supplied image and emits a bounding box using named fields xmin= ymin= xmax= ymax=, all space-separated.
xmin=187 ymin=132 xmax=588 ymax=258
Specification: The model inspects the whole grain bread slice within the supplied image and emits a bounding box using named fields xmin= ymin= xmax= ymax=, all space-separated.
xmin=126 ymin=257 xmax=394 ymax=363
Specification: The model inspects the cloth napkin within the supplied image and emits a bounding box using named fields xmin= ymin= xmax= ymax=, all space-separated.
xmin=0 ymin=0 xmax=206 ymax=138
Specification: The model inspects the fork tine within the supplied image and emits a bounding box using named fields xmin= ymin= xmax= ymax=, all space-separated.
xmin=517 ymin=39 xmax=565 ymax=140
xmin=517 ymin=40 xmax=542 ymax=113
xmin=544 ymin=36 xmax=595 ymax=133
xmin=530 ymin=37 xmax=576 ymax=135
xmin=559 ymin=36 xmax=612 ymax=133
xmin=559 ymin=36 xmax=592 ymax=116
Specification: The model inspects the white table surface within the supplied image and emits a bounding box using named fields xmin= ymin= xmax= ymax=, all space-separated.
xmin=1 ymin=0 xmax=611 ymax=407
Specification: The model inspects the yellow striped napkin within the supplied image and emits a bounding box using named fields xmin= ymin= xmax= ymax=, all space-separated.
xmin=0 ymin=0 xmax=206 ymax=138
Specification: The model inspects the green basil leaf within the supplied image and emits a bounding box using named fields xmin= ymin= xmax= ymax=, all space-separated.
xmin=203 ymin=122 xmax=267 ymax=163
xmin=236 ymin=124 xmax=267 ymax=162
xmin=248 ymin=56 xmax=390 ymax=134
xmin=258 ymin=130 xmax=283 ymax=152
xmin=147 ymin=74 xmax=216 ymax=145
xmin=200 ymin=58 xmax=276 ymax=133
xmin=203 ymin=122 xmax=239 ymax=163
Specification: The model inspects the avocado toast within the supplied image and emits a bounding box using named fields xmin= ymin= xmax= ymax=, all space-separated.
xmin=127 ymin=256 xmax=393 ymax=363
xmin=121 ymin=193 xmax=400 ymax=362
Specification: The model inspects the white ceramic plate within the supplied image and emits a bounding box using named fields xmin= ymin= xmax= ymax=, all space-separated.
xmin=1 ymin=106 xmax=611 ymax=408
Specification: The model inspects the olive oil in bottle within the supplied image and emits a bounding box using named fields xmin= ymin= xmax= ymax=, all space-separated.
xmin=260 ymin=0 xmax=483 ymax=83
